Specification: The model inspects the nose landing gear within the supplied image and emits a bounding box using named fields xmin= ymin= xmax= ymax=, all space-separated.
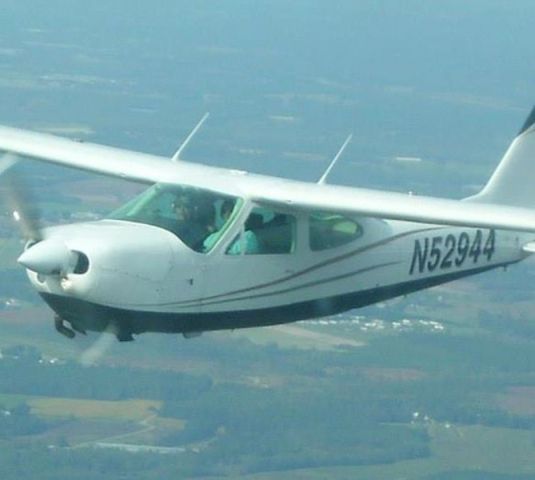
xmin=54 ymin=315 xmax=76 ymax=339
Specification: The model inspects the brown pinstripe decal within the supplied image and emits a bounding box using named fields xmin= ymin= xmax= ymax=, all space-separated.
xmin=153 ymin=226 xmax=443 ymax=309
xmin=199 ymin=260 xmax=401 ymax=309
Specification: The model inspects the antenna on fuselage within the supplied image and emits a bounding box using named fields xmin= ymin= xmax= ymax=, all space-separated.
xmin=317 ymin=133 xmax=353 ymax=185
xmin=171 ymin=112 xmax=210 ymax=162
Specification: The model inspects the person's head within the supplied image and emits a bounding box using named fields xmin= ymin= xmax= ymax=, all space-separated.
xmin=221 ymin=199 xmax=235 ymax=222
xmin=172 ymin=195 xmax=193 ymax=221
xmin=196 ymin=198 xmax=216 ymax=229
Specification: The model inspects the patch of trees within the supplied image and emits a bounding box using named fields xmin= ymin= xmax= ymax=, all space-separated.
xmin=0 ymin=356 xmax=212 ymax=402
xmin=159 ymin=382 xmax=430 ymax=473
xmin=0 ymin=445 xmax=197 ymax=480
xmin=3 ymin=326 xmax=535 ymax=476
xmin=0 ymin=403 xmax=47 ymax=438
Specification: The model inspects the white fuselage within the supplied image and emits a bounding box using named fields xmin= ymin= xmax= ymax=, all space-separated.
xmin=26 ymin=201 xmax=529 ymax=336
xmin=4 ymin=106 xmax=535 ymax=339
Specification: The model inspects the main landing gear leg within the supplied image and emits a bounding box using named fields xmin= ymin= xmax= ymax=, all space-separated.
xmin=105 ymin=321 xmax=134 ymax=342
xmin=116 ymin=331 xmax=134 ymax=342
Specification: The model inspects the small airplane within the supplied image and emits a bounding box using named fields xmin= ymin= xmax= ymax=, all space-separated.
xmin=0 ymin=107 xmax=535 ymax=343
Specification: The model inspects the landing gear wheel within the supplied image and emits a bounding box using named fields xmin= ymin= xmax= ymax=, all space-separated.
xmin=116 ymin=331 xmax=134 ymax=342
xmin=54 ymin=315 xmax=75 ymax=339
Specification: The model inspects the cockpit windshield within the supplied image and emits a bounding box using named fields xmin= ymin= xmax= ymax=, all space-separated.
xmin=108 ymin=184 xmax=242 ymax=252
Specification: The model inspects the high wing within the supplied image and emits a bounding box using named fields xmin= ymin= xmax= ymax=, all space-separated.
xmin=0 ymin=125 xmax=234 ymax=190
xmin=246 ymin=178 xmax=535 ymax=233
xmin=2 ymin=123 xmax=535 ymax=233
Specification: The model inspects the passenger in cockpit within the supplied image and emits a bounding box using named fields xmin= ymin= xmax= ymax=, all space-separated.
xmin=202 ymin=199 xmax=235 ymax=252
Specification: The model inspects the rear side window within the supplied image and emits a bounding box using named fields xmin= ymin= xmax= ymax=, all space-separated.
xmin=227 ymin=207 xmax=296 ymax=255
xmin=309 ymin=212 xmax=363 ymax=251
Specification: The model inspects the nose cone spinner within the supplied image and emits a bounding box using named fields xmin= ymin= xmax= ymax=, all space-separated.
xmin=18 ymin=239 xmax=75 ymax=275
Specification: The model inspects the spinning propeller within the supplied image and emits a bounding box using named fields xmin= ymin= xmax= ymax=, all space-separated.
xmin=0 ymin=155 xmax=89 ymax=277
xmin=0 ymin=152 xmax=115 ymax=364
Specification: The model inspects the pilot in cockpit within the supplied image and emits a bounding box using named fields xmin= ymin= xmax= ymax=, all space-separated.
xmin=171 ymin=194 xmax=208 ymax=250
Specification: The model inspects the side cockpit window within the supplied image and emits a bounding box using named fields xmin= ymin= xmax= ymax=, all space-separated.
xmin=309 ymin=212 xmax=363 ymax=251
xmin=227 ymin=207 xmax=296 ymax=255
xmin=201 ymin=198 xmax=241 ymax=252
xmin=109 ymin=184 xmax=241 ymax=253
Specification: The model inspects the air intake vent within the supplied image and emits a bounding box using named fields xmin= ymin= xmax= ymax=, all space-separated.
xmin=73 ymin=251 xmax=89 ymax=274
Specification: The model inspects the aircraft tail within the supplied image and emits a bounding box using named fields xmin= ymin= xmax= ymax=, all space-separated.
xmin=469 ymin=105 xmax=535 ymax=207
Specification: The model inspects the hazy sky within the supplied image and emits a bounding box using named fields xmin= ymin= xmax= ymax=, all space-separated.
xmin=2 ymin=1 xmax=533 ymax=95
xmin=0 ymin=0 xmax=533 ymax=192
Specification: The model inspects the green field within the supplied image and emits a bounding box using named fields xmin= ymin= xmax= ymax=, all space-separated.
xmin=2 ymin=385 xmax=535 ymax=479
xmin=230 ymin=425 xmax=535 ymax=480
xmin=0 ymin=393 xmax=185 ymax=448
xmin=28 ymin=396 xmax=160 ymax=421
